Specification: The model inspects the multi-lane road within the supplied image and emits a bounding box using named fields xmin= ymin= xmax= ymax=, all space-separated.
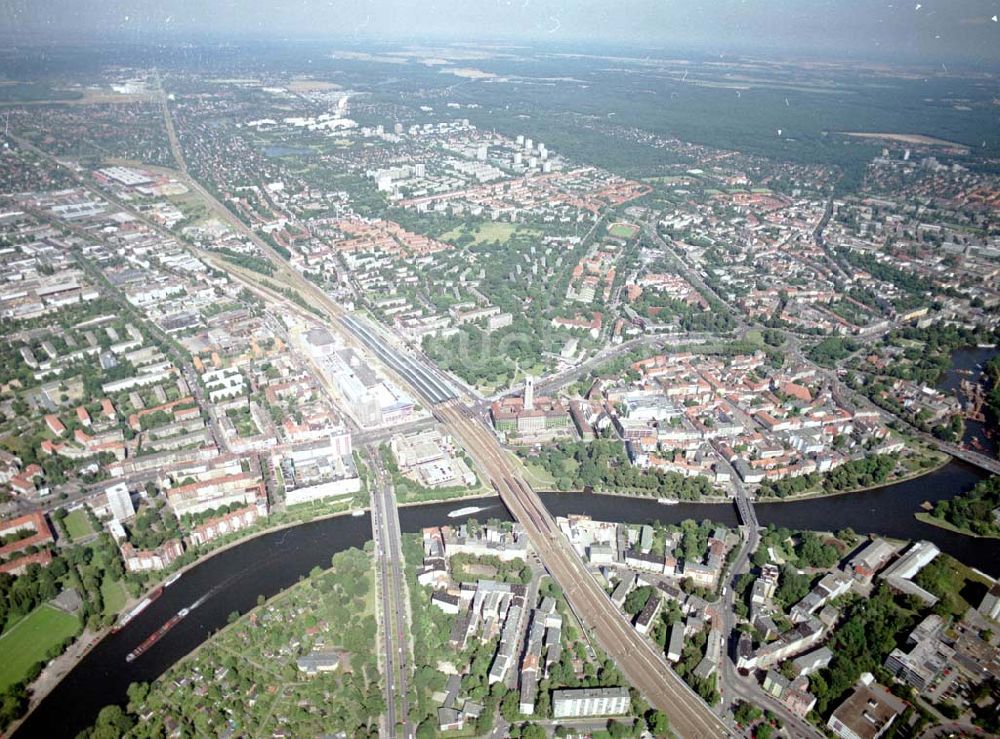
xmin=367 ymin=447 xmax=413 ymax=739
xmin=149 ymin=93 xmax=731 ymax=736
xmin=15 ymin=77 xmax=991 ymax=739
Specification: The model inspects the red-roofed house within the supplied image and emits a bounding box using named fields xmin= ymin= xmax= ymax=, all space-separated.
xmin=0 ymin=511 xmax=54 ymax=571
xmin=101 ymin=399 xmax=117 ymax=420
xmin=76 ymin=406 xmax=92 ymax=427
xmin=779 ymin=382 xmax=813 ymax=403
xmin=45 ymin=414 xmax=67 ymax=437
xmin=0 ymin=550 xmax=53 ymax=575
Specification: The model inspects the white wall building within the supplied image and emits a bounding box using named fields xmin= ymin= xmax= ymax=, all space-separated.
xmin=552 ymin=688 xmax=630 ymax=718
xmin=105 ymin=482 xmax=135 ymax=522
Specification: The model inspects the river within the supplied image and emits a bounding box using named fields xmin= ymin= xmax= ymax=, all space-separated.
xmin=938 ymin=345 xmax=998 ymax=457
xmin=15 ymin=460 xmax=997 ymax=737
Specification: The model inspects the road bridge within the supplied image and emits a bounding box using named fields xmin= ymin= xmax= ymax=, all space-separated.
xmin=935 ymin=442 xmax=1000 ymax=476
xmin=733 ymin=486 xmax=759 ymax=529
xmin=102 ymin=96 xmax=737 ymax=737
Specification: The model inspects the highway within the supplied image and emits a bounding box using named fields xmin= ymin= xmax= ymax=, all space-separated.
xmin=191 ymin=224 xmax=735 ymax=735
xmin=367 ymin=447 xmax=413 ymax=739
xmin=643 ymin=216 xmax=1000 ymax=480
xmin=713 ymin=511 xmax=824 ymax=738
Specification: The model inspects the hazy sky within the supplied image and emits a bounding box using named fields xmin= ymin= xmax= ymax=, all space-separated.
xmin=4 ymin=0 xmax=999 ymax=63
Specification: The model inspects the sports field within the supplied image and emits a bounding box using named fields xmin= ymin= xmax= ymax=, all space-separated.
xmin=0 ymin=604 xmax=79 ymax=690
xmin=608 ymin=223 xmax=638 ymax=239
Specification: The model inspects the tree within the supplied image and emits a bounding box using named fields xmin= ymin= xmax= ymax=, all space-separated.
xmin=646 ymin=709 xmax=671 ymax=736
xmin=811 ymin=585 xmax=911 ymax=715
xmin=126 ymin=682 xmax=149 ymax=711
xmin=0 ymin=683 xmax=27 ymax=730
xmin=734 ymin=701 xmax=762 ymax=726
xmin=501 ymin=690 xmax=522 ymax=721
xmin=415 ymin=717 xmax=436 ymax=739
xmin=796 ymin=533 xmax=839 ymax=569
xmin=623 ymin=586 xmax=653 ymax=616
xmin=774 ymin=565 xmax=811 ymax=609
xmin=90 ymin=705 xmax=135 ymax=739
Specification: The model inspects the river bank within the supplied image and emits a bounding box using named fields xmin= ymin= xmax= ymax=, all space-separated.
xmin=14 ymin=510 xmax=375 ymax=739
xmin=9 ymin=503 xmax=368 ymax=737
xmin=940 ymin=345 xmax=999 ymax=458
xmin=753 ymin=453 xmax=953 ymax=504
xmin=539 ymin=449 xmax=951 ymax=507
xmin=914 ymin=512 xmax=1000 ymax=541
xmin=13 ymin=458 xmax=997 ymax=739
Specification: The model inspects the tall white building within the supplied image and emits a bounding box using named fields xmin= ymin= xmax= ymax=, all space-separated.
xmin=105 ymin=482 xmax=135 ymax=522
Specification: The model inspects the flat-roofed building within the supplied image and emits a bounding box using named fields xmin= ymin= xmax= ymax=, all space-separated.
xmin=491 ymin=395 xmax=568 ymax=435
xmin=827 ymin=675 xmax=906 ymax=739
xmin=793 ymin=646 xmax=833 ymax=677
xmin=120 ymin=538 xmax=184 ymax=573
xmin=552 ymin=687 xmax=630 ymax=718
xmin=105 ymin=482 xmax=135 ymax=522
xmin=978 ymin=583 xmax=1000 ymax=621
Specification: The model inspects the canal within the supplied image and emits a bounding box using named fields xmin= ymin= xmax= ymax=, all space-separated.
xmin=15 ymin=459 xmax=997 ymax=737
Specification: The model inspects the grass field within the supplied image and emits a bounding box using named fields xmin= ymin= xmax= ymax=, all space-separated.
xmin=608 ymin=223 xmax=638 ymax=239
xmin=440 ymin=222 xmax=539 ymax=246
xmin=101 ymin=577 xmax=127 ymax=616
xmin=62 ymin=509 xmax=94 ymax=540
xmin=515 ymin=457 xmax=557 ymax=489
xmin=642 ymin=175 xmax=690 ymax=184
xmin=166 ymin=190 xmax=211 ymax=220
xmin=914 ymin=512 xmax=1000 ymax=540
xmin=395 ymin=483 xmax=488 ymax=505
xmin=916 ymin=553 xmax=993 ymax=618
xmin=0 ymin=604 xmax=79 ymax=690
